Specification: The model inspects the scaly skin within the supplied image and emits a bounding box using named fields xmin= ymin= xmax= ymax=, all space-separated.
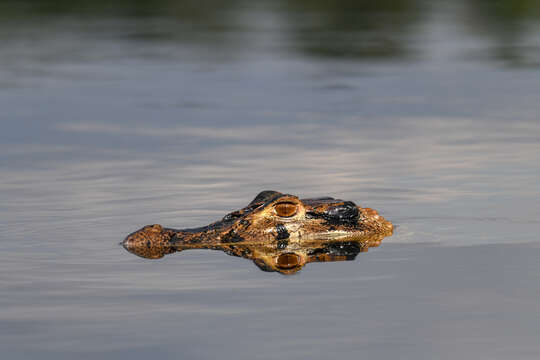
xmin=122 ymin=190 xmax=393 ymax=274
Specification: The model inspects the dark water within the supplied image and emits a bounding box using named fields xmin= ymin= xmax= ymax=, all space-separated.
xmin=1 ymin=1 xmax=540 ymax=359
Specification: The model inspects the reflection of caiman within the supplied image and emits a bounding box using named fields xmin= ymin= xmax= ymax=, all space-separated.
xmin=122 ymin=191 xmax=393 ymax=274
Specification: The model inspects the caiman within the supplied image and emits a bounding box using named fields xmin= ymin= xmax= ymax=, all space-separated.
xmin=122 ymin=190 xmax=393 ymax=274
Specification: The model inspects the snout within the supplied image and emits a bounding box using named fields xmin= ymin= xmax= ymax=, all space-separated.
xmin=121 ymin=224 xmax=174 ymax=259
xmin=122 ymin=224 xmax=165 ymax=249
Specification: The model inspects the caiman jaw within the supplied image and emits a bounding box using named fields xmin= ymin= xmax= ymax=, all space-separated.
xmin=122 ymin=224 xmax=209 ymax=249
xmin=123 ymin=205 xmax=393 ymax=248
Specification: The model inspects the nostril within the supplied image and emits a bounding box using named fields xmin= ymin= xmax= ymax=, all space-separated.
xmin=144 ymin=224 xmax=163 ymax=233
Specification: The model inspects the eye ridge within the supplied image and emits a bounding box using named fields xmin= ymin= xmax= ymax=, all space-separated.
xmin=274 ymin=202 xmax=298 ymax=217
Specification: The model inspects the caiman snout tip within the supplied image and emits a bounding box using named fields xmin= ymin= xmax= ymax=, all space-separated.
xmin=122 ymin=224 xmax=165 ymax=249
xmin=121 ymin=233 xmax=137 ymax=250
xmin=121 ymin=224 xmax=174 ymax=259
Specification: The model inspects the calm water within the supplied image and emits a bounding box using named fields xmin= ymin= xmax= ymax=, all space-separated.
xmin=1 ymin=1 xmax=540 ymax=359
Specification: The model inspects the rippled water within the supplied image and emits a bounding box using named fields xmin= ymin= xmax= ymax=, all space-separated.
xmin=1 ymin=1 xmax=540 ymax=359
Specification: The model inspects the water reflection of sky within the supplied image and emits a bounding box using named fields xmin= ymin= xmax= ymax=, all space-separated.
xmin=2 ymin=57 xmax=539 ymax=245
xmin=1 ymin=1 xmax=540 ymax=359
xmin=1 ymin=0 xmax=539 ymax=253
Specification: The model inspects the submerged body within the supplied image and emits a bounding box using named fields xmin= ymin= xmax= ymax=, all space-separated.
xmin=123 ymin=190 xmax=393 ymax=273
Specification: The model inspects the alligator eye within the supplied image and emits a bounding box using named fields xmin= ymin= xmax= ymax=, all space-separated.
xmin=274 ymin=202 xmax=298 ymax=217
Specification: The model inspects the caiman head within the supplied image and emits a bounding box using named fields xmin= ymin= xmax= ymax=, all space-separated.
xmin=122 ymin=190 xmax=393 ymax=262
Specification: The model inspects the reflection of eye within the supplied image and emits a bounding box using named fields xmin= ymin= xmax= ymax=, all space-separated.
xmin=276 ymin=253 xmax=300 ymax=269
xmin=274 ymin=202 xmax=298 ymax=217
